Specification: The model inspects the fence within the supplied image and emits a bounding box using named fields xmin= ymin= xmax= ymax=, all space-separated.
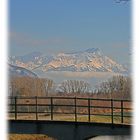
xmin=8 ymin=96 xmax=132 ymax=124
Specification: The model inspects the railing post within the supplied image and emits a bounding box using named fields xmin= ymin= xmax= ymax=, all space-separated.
xmin=50 ymin=97 xmax=53 ymax=120
xmin=121 ymin=100 xmax=123 ymax=124
xmin=74 ymin=97 xmax=77 ymax=122
xmin=111 ymin=99 xmax=113 ymax=124
xmin=88 ymin=98 xmax=91 ymax=122
xmin=15 ymin=96 xmax=17 ymax=120
xmin=35 ymin=96 xmax=38 ymax=120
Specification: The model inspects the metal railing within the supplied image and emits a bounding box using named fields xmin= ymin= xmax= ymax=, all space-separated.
xmin=8 ymin=96 xmax=132 ymax=124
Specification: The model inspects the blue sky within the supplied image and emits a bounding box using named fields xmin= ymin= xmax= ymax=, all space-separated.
xmin=9 ymin=0 xmax=131 ymax=65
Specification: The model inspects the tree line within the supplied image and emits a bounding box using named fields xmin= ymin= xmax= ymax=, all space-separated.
xmin=9 ymin=75 xmax=131 ymax=99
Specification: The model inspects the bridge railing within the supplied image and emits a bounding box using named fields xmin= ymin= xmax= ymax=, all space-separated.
xmin=8 ymin=96 xmax=132 ymax=124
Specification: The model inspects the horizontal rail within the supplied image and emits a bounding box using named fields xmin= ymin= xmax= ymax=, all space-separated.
xmin=8 ymin=104 xmax=132 ymax=110
xmin=8 ymin=96 xmax=132 ymax=102
xmin=8 ymin=111 xmax=132 ymax=117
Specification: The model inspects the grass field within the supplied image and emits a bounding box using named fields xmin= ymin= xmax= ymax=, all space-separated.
xmin=9 ymin=134 xmax=56 ymax=140
xmin=8 ymin=113 xmax=131 ymax=124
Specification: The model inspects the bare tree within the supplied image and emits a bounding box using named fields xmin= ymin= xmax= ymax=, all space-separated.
xmin=9 ymin=76 xmax=54 ymax=97
xmin=59 ymin=80 xmax=91 ymax=94
xmin=95 ymin=75 xmax=131 ymax=99
xmin=41 ymin=78 xmax=54 ymax=96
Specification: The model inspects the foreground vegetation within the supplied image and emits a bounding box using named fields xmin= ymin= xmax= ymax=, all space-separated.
xmin=9 ymin=134 xmax=56 ymax=140
xmin=8 ymin=113 xmax=132 ymax=124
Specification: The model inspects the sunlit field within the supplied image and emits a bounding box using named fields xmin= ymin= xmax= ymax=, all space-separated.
xmin=9 ymin=134 xmax=56 ymax=140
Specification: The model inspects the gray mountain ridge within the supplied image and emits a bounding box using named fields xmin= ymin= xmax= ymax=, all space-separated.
xmin=9 ymin=64 xmax=38 ymax=77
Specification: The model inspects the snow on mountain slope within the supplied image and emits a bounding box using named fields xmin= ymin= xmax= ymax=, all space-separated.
xmin=9 ymin=64 xmax=38 ymax=77
xmin=9 ymin=48 xmax=127 ymax=73
xmin=42 ymin=48 xmax=126 ymax=73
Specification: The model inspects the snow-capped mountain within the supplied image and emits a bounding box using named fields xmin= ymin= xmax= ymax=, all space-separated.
xmin=9 ymin=64 xmax=38 ymax=77
xmin=9 ymin=48 xmax=127 ymax=73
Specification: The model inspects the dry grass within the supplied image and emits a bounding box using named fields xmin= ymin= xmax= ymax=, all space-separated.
xmin=9 ymin=134 xmax=56 ymax=140
xmin=8 ymin=113 xmax=131 ymax=124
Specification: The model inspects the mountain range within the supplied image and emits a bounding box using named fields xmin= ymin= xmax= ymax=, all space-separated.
xmin=9 ymin=48 xmax=127 ymax=76
xmin=9 ymin=64 xmax=38 ymax=78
